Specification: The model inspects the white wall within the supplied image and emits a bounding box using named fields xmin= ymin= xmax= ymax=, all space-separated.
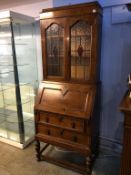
xmin=0 ymin=0 xmax=53 ymax=18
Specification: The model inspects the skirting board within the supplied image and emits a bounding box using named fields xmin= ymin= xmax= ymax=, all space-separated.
xmin=0 ymin=136 xmax=34 ymax=149
xmin=99 ymin=136 xmax=122 ymax=154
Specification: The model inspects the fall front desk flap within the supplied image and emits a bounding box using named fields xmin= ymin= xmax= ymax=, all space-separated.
xmin=35 ymin=81 xmax=96 ymax=119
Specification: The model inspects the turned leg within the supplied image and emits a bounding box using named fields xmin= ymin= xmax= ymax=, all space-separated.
xmin=84 ymin=156 xmax=92 ymax=175
xmin=35 ymin=140 xmax=41 ymax=161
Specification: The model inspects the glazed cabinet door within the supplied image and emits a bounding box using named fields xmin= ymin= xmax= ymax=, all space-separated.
xmin=41 ymin=19 xmax=67 ymax=80
xmin=68 ymin=15 xmax=101 ymax=82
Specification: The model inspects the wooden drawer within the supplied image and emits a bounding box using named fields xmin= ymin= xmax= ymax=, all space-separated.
xmin=37 ymin=124 xmax=90 ymax=145
xmin=38 ymin=112 xmax=84 ymax=132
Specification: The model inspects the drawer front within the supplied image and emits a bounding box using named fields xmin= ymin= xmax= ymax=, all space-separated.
xmin=62 ymin=130 xmax=90 ymax=145
xmin=37 ymin=124 xmax=89 ymax=145
xmin=39 ymin=112 xmax=84 ymax=132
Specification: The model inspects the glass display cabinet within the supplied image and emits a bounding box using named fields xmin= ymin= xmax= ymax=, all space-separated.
xmin=0 ymin=11 xmax=38 ymax=148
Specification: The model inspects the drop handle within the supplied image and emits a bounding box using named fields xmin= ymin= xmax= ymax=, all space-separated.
xmin=47 ymin=130 xmax=51 ymax=135
xmin=59 ymin=116 xmax=64 ymax=122
xmin=68 ymin=50 xmax=71 ymax=57
xmin=60 ymin=129 xmax=64 ymax=136
xmin=72 ymin=122 xmax=76 ymax=129
xmin=46 ymin=117 xmax=49 ymax=123
xmin=73 ymin=136 xmax=78 ymax=142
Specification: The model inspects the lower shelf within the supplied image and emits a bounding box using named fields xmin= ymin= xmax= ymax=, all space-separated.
xmin=35 ymin=142 xmax=93 ymax=175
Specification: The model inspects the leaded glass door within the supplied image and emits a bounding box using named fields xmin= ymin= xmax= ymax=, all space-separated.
xmin=42 ymin=19 xmax=66 ymax=80
xmin=69 ymin=17 xmax=96 ymax=82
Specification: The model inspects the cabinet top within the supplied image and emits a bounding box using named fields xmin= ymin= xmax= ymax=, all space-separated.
xmin=0 ymin=10 xmax=34 ymax=22
xmin=40 ymin=1 xmax=102 ymax=20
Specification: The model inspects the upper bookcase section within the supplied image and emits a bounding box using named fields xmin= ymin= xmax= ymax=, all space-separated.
xmin=40 ymin=2 xmax=102 ymax=83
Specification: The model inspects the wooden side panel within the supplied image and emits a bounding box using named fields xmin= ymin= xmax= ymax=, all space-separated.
xmin=120 ymin=126 xmax=131 ymax=175
xmin=120 ymin=92 xmax=131 ymax=175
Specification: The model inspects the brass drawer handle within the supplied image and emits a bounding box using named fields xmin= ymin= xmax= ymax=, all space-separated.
xmin=59 ymin=116 xmax=64 ymax=122
xmin=72 ymin=122 xmax=76 ymax=129
xmin=73 ymin=136 xmax=78 ymax=142
xmin=60 ymin=129 xmax=64 ymax=136
xmin=46 ymin=117 xmax=49 ymax=123
xmin=47 ymin=130 xmax=51 ymax=135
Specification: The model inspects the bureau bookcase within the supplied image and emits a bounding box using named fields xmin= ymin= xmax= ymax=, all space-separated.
xmin=35 ymin=2 xmax=102 ymax=174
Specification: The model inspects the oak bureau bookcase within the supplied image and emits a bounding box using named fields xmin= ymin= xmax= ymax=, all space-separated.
xmin=34 ymin=2 xmax=102 ymax=174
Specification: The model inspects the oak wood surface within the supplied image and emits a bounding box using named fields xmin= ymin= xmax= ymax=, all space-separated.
xmin=35 ymin=2 xmax=102 ymax=174
xmin=120 ymin=91 xmax=131 ymax=175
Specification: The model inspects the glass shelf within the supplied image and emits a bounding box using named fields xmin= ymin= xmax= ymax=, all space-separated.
xmin=0 ymin=83 xmax=34 ymax=104
xmin=0 ymin=70 xmax=14 ymax=74
xmin=0 ymin=55 xmax=12 ymax=56
xmin=0 ymin=107 xmax=17 ymax=116
xmin=0 ymin=43 xmax=28 ymax=45
xmin=0 ymin=64 xmax=29 ymax=66
xmin=4 ymin=100 xmax=32 ymax=107
xmin=46 ymin=35 xmax=64 ymax=38
xmin=0 ymin=113 xmax=34 ymax=142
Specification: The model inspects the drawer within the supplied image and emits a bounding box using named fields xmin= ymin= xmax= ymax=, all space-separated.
xmin=38 ymin=112 xmax=84 ymax=132
xmin=37 ymin=124 xmax=90 ymax=145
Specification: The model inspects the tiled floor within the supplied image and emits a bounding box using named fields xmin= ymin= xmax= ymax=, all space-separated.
xmin=0 ymin=141 xmax=120 ymax=175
